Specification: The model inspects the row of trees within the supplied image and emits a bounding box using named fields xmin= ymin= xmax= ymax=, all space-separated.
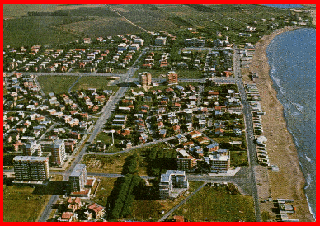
xmin=107 ymin=154 xmax=145 ymax=220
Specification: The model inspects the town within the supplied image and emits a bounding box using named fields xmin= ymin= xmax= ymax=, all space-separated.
xmin=3 ymin=4 xmax=314 ymax=222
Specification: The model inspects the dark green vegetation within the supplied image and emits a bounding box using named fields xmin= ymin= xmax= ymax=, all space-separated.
xmin=106 ymin=154 xmax=149 ymax=220
xmin=173 ymin=185 xmax=256 ymax=222
xmin=145 ymin=146 xmax=177 ymax=177
xmin=37 ymin=75 xmax=78 ymax=94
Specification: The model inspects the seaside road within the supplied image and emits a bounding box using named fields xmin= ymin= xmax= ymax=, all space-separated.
xmin=234 ymin=47 xmax=261 ymax=222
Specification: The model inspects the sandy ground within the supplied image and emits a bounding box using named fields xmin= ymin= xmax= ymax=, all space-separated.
xmin=248 ymin=25 xmax=315 ymax=222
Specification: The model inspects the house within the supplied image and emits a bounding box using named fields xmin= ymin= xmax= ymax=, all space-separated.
xmin=67 ymin=197 xmax=82 ymax=212
xmin=189 ymin=130 xmax=201 ymax=139
xmin=206 ymin=141 xmax=220 ymax=152
xmin=59 ymin=212 xmax=76 ymax=222
xmin=87 ymin=203 xmax=105 ymax=219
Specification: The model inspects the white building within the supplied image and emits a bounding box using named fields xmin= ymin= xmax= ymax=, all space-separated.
xmin=204 ymin=149 xmax=230 ymax=173
xmin=159 ymin=170 xmax=189 ymax=199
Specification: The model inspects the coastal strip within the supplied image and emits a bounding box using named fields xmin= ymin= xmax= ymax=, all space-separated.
xmin=249 ymin=26 xmax=314 ymax=222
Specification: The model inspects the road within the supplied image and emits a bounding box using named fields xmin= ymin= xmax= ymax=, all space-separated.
xmin=38 ymin=195 xmax=59 ymax=222
xmin=233 ymin=47 xmax=261 ymax=222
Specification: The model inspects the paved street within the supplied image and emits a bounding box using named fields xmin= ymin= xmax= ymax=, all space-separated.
xmin=233 ymin=47 xmax=261 ymax=222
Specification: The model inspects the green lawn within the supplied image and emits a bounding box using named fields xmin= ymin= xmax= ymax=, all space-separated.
xmin=173 ymin=186 xmax=256 ymax=222
xmin=3 ymin=185 xmax=51 ymax=222
xmin=37 ymin=75 xmax=78 ymax=94
xmin=71 ymin=76 xmax=119 ymax=92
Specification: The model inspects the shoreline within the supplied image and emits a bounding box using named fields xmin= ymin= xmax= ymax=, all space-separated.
xmin=249 ymin=26 xmax=315 ymax=222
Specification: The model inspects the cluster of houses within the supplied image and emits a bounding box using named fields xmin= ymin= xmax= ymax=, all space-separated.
xmin=58 ymin=197 xmax=105 ymax=222
xmin=3 ymin=34 xmax=144 ymax=73
xmin=90 ymin=72 xmax=246 ymax=173
xmin=3 ymin=72 xmax=115 ymax=168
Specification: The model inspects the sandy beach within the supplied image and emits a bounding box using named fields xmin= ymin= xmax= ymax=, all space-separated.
xmin=249 ymin=25 xmax=315 ymax=221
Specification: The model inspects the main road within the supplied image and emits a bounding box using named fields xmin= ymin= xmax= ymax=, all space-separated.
xmin=233 ymin=46 xmax=261 ymax=222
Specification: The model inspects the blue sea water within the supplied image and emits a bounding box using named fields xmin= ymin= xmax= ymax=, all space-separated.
xmin=266 ymin=28 xmax=316 ymax=220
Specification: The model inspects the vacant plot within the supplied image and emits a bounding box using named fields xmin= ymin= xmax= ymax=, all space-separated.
xmin=71 ymin=76 xmax=119 ymax=92
xmin=3 ymin=185 xmax=51 ymax=222
xmin=130 ymin=181 xmax=204 ymax=221
xmin=230 ymin=151 xmax=248 ymax=167
xmin=37 ymin=75 xmax=78 ymax=94
xmin=92 ymin=177 xmax=117 ymax=206
xmin=173 ymin=185 xmax=255 ymax=222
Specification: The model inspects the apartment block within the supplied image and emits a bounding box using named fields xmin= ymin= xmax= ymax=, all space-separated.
xmin=13 ymin=155 xmax=50 ymax=184
xmin=139 ymin=72 xmax=152 ymax=86
xmin=166 ymin=71 xmax=178 ymax=85
xmin=159 ymin=170 xmax=189 ymax=199
xmin=23 ymin=140 xmax=42 ymax=156
xmin=204 ymin=149 xmax=230 ymax=173
xmin=69 ymin=164 xmax=87 ymax=192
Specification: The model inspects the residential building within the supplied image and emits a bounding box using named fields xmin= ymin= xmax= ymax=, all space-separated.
xmin=176 ymin=149 xmax=197 ymax=171
xmin=155 ymin=36 xmax=167 ymax=46
xmin=13 ymin=155 xmax=50 ymax=184
xmin=139 ymin=72 xmax=152 ymax=86
xmin=69 ymin=164 xmax=87 ymax=192
xmin=22 ymin=140 xmax=42 ymax=156
xmin=159 ymin=170 xmax=189 ymax=199
xmin=87 ymin=203 xmax=105 ymax=219
xmin=185 ymin=38 xmax=205 ymax=47
xmin=50 ymin=139 xmax=66 ymax=166
xmin=166 ymin=71 xmax=178 ymax=85
xmin=204 ymin=150 xmax=230 ymax=173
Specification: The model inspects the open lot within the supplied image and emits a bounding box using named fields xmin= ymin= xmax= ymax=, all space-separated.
xmin=3 ymin=184 xmax=51 ymax=222
xmin=37 ymin=75 xmax=78 ymax=94
xmin=172 ymin=185 xmax=256 ymax=222
xmin=71 ymin=76 xmax=119 ymax=92
xmin=92 ymin=177 xmax=118 ymax=207
xmin=129 ymin=181 xmax=204 ymax=221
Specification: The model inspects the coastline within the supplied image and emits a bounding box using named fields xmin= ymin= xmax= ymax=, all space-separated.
xmin=249 ymin=26 xmax=315 ymax=222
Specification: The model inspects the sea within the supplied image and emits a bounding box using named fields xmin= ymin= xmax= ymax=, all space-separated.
xmin=266 ymin=27 xmax=316 ymax=220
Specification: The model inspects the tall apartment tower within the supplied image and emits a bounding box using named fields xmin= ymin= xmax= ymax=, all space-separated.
xmin=69 ymin=164 xmax=87 ymax=192
xmin=23 ymin=141 xmax=42 ymax=156
xmin=139 ymin=72 xmax=152 ymax=86
xmin=13 ymin=156 xmax=50 ymax=183
xmin=166 ymin=71 xmax=178 ymax=85
xmin=50 ymin=139 xmax=66 ymax=166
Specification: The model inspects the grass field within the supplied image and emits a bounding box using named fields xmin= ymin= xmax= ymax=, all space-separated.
xmin=172 ymin=185 xmax=256 ymax=222
xmin=129 ymin=181 xmax=204 ymax=221
xmin=3 ymin=184 xmax=51 ymax=222
xmin=37 ymin=75 xmax=78 ymax=94
xmin=92 ymin=177 xmax=117 ymax=207
xmin=71 ymin=76 xmax=119 ymax=92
